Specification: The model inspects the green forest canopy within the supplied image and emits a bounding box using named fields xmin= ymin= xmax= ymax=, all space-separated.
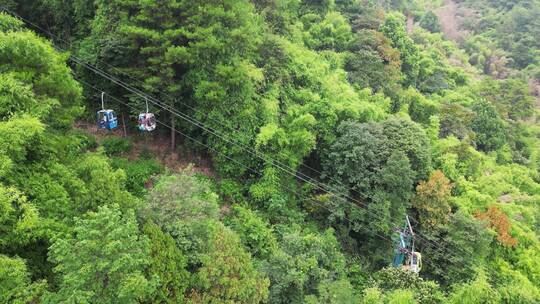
xmin=0 ymin=0 xmax=539 ymax=303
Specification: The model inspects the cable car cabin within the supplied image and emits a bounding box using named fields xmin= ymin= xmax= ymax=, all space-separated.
xmin=410 ymin=252 xmax=422 ymax=273
xmin=138 ymin=113 xmax=156 ymax=132
xmin=392 ymin=215 xmax=422 ymax=273
xmin=402 ymin=252 xmax=422 ymax=273
xmin=97 ymin=109 xmax=118 ymax=130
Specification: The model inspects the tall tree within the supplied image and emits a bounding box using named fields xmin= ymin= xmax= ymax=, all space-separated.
xmin=0 ymin=254 xmax=45 ymax=304
xmin=380 ymin=117 xmax=431 ymax=180
xmin=143 ymin=221 xmax=190 ymax=304
xmin=477 ymin=78 xmax=535 ymax=121
xmin=190 ymin=222 xmax=270 ymax=304
xmin=380 ymin=12 xmax=421 ymax=88
xmin=344 ymin=29 xmax=402 ymax=97
xmin=369 ymin=267 xmax=445 ymax=304
xmin=139 ymin=169 xmax=220 ymax=266
xmin=0 ymin=186 xmax=39 ymax=250
xmin=303 ymin=11 xmax=353 ymax=51
xmin=118 ymin=0 xmax=185 ymax=149
xmin=421 ymin=212 xmax=492 ymax=286
xmin=0 ymin=15 xmax=83 ymax=128
xmin=413 ymin=170 xmax=452 ymax=229
xmin=475 ymin=205 xmax=518 ymax=247
xmin=227 ymin=205 xmax=278 ymax=259
xmin=261 ymin=228 xmax=348 ymax=304
xmin=470 ymin=100 xmax=507 ymax=152
xmin=419 ymin=11 xmax=441 ymax=33
xmin=47 ymin=205 xmax=153 ymax=303
xmin=369 ymin=150 xmax=415 ymax=231
xmin=446 ymin=271 xmax=500 ymax=304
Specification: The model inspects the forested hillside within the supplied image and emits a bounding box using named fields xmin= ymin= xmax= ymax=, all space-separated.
xmin=0 ymin=0 xmax=539 ymax=303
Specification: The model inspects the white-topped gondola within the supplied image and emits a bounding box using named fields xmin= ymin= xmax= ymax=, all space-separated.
xmin=138 ymin=97 xmax=156 ymax=132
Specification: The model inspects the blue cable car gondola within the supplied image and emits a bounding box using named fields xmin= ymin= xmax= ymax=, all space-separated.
xmin=97 ymin=92 xmax=118 ymax=130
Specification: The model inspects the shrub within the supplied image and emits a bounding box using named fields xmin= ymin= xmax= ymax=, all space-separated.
xmin=68 ymin=129 xmax=98 ymax=150
xmin=101 ymin=136 xmax=132 ymax=156
xmin=111 ymin=157 xmax=163 ymax=197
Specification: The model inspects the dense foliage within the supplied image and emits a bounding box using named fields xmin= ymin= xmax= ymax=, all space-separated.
xmin=1 ymin=0 xmax=539 ymax=303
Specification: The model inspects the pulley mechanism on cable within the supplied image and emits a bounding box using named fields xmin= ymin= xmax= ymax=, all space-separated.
xmin=97 ymin=92 xmax=118 ymax=130
xmin=138 ymin=97 xmax=156 ymax=132
xmin=392 ymin=215 xmax=422 ymax=273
